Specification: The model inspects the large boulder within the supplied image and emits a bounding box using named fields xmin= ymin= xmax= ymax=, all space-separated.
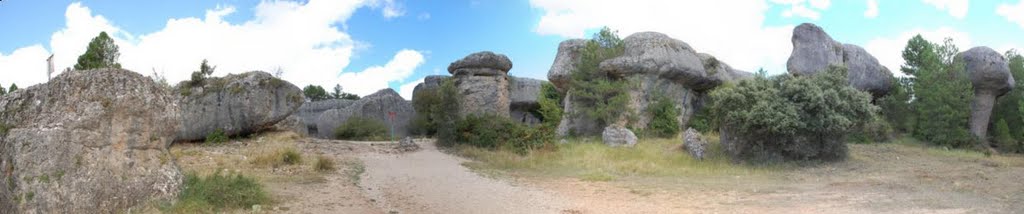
xmin=509 ymin=76 xmax=543 ymax=125
xmin=295 ymin=99 xmax=356 ymax=134
xmin=602 ymin=125 xmax=638 ymax=147
xmin=787 ymin=23 xmax=894 ymax=97
xmin=0 ymin=68 xmax=182 ymax=213
xmin=447 ymin=51 xmax=513 ymax=76
xmin=959 ymin=47 xmax=1016 ymax=141
xmin=449 ymin=52 xmax=514 ymax=118
xmin=316 ymin=89 xmax=415 ymax=139
xmin=600 ymin=32 xmax=715 ymax=91
xmin=173 ymin=71 xmax=303 ymax=141
xmin=548 ymin=39 xmax=587 ymax=91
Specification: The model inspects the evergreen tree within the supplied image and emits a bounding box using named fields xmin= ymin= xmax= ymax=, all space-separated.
xmin=990 ymin=50 xmax=1024 ymax=149
xmin=332 ymin=84 xmax=343 ymax=99
xmin=8 ymin=83 xmax=17 ymax=93
xmin=74 ymin=31 xmax=121 ymax=70
xmin=567 ymin=27 xmax=628 ymax=128
xmin=302 ymin=85 xmax=330 ymax=101
xmin=903 ymin=36 xmax=976 ymax=147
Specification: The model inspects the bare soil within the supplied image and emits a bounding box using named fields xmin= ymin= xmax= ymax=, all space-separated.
xmin=171 ymin=132 xmax=1024 ymax=214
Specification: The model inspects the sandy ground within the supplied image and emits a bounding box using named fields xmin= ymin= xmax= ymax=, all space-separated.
xmin=171 ymin=132 xmax=1024 ymax=214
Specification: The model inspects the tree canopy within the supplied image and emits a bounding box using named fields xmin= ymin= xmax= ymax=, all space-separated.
xmin=74 ymin=31 xmax=121 ymax=70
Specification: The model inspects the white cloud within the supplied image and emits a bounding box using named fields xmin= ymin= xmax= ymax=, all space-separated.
xmin=0 ymin=0 xmax=418 ymax=93
xmin=922 ymin=0 xmax=968 ymax=19
xmin=772 ymin=0 xmax=831 ymax=20
xmin=864 ymin=27 xmax=972 ymax=76
xmin=398 ymin=78 xmax=423 ymax=100
xmin=530 ymin=0 xmax=794 ymax=75
xmin=337 ymin=49 xmax=424 ymax=96
xmin=997 ymin=0 xmax=1024 ymax=29
xmin=865 ymin=0 xmax=879 ymax=18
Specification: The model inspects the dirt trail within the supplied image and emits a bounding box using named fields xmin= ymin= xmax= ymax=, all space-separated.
xmin=356 ymin=139 xmax=572 ymax=214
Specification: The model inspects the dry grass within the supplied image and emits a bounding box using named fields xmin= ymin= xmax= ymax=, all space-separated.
xmin=313 ymin=155 xmax=337 ymax=172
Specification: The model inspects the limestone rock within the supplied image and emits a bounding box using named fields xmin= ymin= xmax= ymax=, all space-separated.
xmin=274 ymin=114 xmax=308 ymax=136
xmin=960 ymin=46 xmax=1016 ymax=140
xmin=600 ymin=32 xmax=714 ymax=90
xmin=683 ymin=128 xmax=708 ymax=160
xmin=395 ymin=137 xmax=420 ymax=153
xmin=548 ymin=39 xmax=587 ymax=91
xmin=173 ymin=71 xmax=303 ymax=141
xmin=786 ymin=23 xmax=894 ymax=97
xmin=455 ymin=75 xmax=511 ymax=118
xmin=509 ymin=76 xmax=543 ymax=125
xmin=447 ymin=51 xmax=512 ymax=76
xmin=602 ymin=125 xmax=638 ymax=147
xmin=296 ymin=99 xmax=356 ymax=135
xmin=316 ymin=89 xmax=414 ymax=139
xmin=0 ymin=68 xmax=182 ymax=213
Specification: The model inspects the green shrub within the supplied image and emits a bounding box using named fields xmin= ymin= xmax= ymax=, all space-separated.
xmin=710 ymin=66 xmax=876 ymax=162
xmin=903 ymin=37 xmax=977 ymax=148
xmin=994 ymin=119 xmax=1020 ymax=153
xmin=313 ymin=155 xmax=336 ymax=172
xmin=334 ymin=116 xmax=389 ymax=140
xmin=435 ymin=79 xmax=461 ymax=147
xmin=205 ymin=129 xmax=228 ymax=144
xmin=303 ymin=85 xmax=330 ymax=102
xmin=990 ymin=50 xmax=1024 ymax=152
xmin=848 ymin=116 xmax=895 ymax=143
xmin=410 ymin=83 xmax=443 ymax=136
xmin=167 ymin=170 xmax=269 ymax=212
xmin=535 ymin=82 xmax=564 ymax=127
xmin=644 ymin=94 xmax=680 ymax=138
xmin=567 ymin=27 xmax=629 ymax=129
xmin=454 ymin=115 xmax=555 ymax=154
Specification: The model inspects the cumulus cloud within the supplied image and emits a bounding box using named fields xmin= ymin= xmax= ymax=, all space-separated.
xmin=398 ymin=78 xmax=423 ymax=100
xmin=864 ymin=27 xmax=972 ymax=76
xmin=337 ymin=49 xmax=424 ymax=96
xmin=922 ymin=0 xmax=968 ymax=19
xmin=773 ymin=0 xmax=831 ymax=20
xmin=0 ymin=0 xmax=421 ymax=94
xmin=530 ymin=0 xmax=795 ymax=75
xmin=998 ymin=0 xmax=1024 ymax=29
xmin=865 ymin=0 xmax=879 ymax=18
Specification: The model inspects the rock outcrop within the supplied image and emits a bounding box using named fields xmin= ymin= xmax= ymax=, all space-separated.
xmin=553 ymin=32 xmax=750 ymax=137
xmin=683 ymin=128 xmax=708 ymax=160
xmin=787 ymin=23 xmax=894 ymax=97
xmin=0 ymin=68 xmax=182 ymax=213
xmin=316 ymin=89 xmax=414 ymax=139
xmin=449 ymin=51 xmax=513 ymax=118
xmin=295 ymin=99 xmax=355 ymax=134
xmin=959 ymin=47 xmax=1016 ymax=141
xmin=602 ymin=125 xmax=638 ymax=147
xmin=174 ymin=71 xmax=304 ymax=141
xmin=509 ymin=76 xmax=543 ymax=125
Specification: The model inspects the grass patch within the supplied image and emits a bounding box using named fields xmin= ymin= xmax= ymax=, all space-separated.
xmin=456 ymin=134 xmax=782 ymax=181
xmin=313 ymin=155 xmax=337 ymax=172
xmin=205 ymin=129 xmax=228 ymax=144
xmin=162 ymin=170 xmax=269 ymax=213
xmin=251 ymin=145 xmax=303 ymax=168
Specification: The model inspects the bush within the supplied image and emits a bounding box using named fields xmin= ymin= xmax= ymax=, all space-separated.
xmin=334 ymin=116 xmax=389 ymax=140
xmin=435 ymin=79 xmax=461 ymax=146
xmin=455 ymin=115 xmax=555 ymax=154
xmin=567 ymin=27 xmax=629 ymax=129
xmin=168 ymin=170 xmax=269 ymax=212
xmin=410 ymin=83 xmax=443 ymax=136
xmin=535 ymin=82 xmax=564 ymax=127
xmin=644 ymin=94 xmax=680 ymax=138
xmin=205 ymin=129 xmax=228 ymax=144
xmin=251 ymin=146 xmax=303 ymax=168
xmin=710 ymin=66 xmax=876 ymax=162
xmin=313 ymin=155 xmax=337 ymax=172
xmin=303 ymin=85 xmax=330 ymax=102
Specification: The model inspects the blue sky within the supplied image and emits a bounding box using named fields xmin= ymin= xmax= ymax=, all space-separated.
xmin=1 ymin=0 xmax=1022 ymax=99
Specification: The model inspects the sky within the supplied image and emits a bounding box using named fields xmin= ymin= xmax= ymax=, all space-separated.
xmin=1 ymin=0 xmax=1022 ymax=100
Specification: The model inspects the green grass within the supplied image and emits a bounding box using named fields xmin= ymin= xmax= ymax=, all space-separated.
xmin=251 ymin=146 xmax=303 ymax=168
xmin=162 ymin=170 xmax=269 ymax=213
xmin=204 ymin=129 xmax=228 ymax=144
xmin=457 ymin=134 xmax=784 ymax=181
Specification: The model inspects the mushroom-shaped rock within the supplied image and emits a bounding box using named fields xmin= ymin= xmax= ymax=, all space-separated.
xmin=447 ymin=51 xmax=513 ymax=76
xmin=173 ymin=71 xmax=304 ymax=141
xmin=548 ymin=39 xmax=587 ymax=91
xmin=599 ymin=32 xmax=715 ymax=90
xmin=960 ymin=46 xmax=1016 ymax=140
xmin=698 ymin=53 xmax=755 ymax=85
xmin=786 ymin=23 xmax=894 ymax=97
xmin=0 ymin=68 xmax=182 ymax=213
xmin=315 ymin=88 xmax=415 ymax=139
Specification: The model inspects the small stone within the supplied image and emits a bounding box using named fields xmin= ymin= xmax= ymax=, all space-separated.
xmin=602 ymin=125 xmax=638 ymax=147
xmin=683 ymin=128 xmax=708 ymax=160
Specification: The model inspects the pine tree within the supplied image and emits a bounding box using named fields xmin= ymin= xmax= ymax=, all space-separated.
xmin=74 ymin=31 xmax=121 ymax=70
xmin=904 ymin=36 xmax=975 ymax=148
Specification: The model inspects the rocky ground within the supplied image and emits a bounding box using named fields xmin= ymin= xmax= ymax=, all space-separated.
xmin=170 ymin=131 xmax=1024 ymax=214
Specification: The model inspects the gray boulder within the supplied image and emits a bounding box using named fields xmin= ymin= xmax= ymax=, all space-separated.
xmin=600 ymin=32 xmax=715 ymax=91
xmin=548 ymin=39 xmax=587 ymax=91
xmin=683 ymin=128 xmax=708 ymax=160
xmin=174 ymin=71 xmax=303 ymax=141
xmin=602 ymin=125 xmax=638 ymax=147
xmin=0 ymin=68 xmax=182 ymax=213
xmin=509 ymin=76 xmax=543 ymax=125
xmin=395 ymin=137 xmax=420 ymax=153
xmin=787 ymin=23 xmax=894 ymax=97
xmin=316 ymin=88 xmax=415 ymax=139
xmin=295 ymin=99 xmax=356 ymax=134
xmin=447 ymin=51 xmax=513 ymax=76
xmin=960 ymin=47 xmax=1016 ymax=141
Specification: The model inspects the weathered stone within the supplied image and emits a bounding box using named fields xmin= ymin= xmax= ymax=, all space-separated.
xmin=274 ymin=114 xmax=308 ymax=136
xmin=683 ymin=128 xmax=708 ymax=160
xmin=786 ymin=23 xmax=894 ymax=97
xmin=395 ymin=137 xmax=420 ymax=152
xmin=600 ymin=32 xmax=715 ymax=90
xmin=509 ymin=76 xmax=543 ymax=125
xmin=447 ymin=51 xmax=512 ymax=76
xmin=295 ymin=99 xmax=355 ymax=134
xmin=602 ymin=125 xmax=638 ymax=147
xmin=173 ymin=71 xmax=303 ymax=141
xmin=455 ymin=75 xmax=511 ymax=118
xmin=0 ymin=68 xmax=182 ymax=213
xmin=412 ymin=75 xmax=450 ymax=100
xmin=960 ymin=46 xmax=1016 ymax=141
xmin=316 ymin=89 xmax=415 ymax=139
xmin=548 ymin=39 xmax=587 ymax=91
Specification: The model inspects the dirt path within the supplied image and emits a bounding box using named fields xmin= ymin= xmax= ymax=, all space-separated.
xmin=356 ymin=139 xmax=572 ymax=214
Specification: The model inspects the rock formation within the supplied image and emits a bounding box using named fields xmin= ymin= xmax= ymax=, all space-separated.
xmin=449 ymin=51 xmax=513 ymax=118
xmin=316 ymin=88 xmax=414 ymax=139
xmin=959 ymin=47 xmax=1016 ymax=141
xmin=0 ymin=68 xmax=182 ymax=213
xmin=174 ymin=71 xmax=304 ymax=141
xmin=787 ymin=23 xmax=894 ymax=97
xmin=509 ymin=76 xmax=543 ymax=125
xmin=552 ymin=32 xmax=751 ymax=137
xmin=295 ymin=99 xmax=355 ymax=134
xmin=683 ymin=128 xmax=708 ymax=160
xmin=602 ymin=125 xmax=638 ymax=147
